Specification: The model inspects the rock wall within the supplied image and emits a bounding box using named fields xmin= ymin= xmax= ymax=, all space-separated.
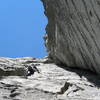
xmin=42 ymin=0 xmax=100 ymax=74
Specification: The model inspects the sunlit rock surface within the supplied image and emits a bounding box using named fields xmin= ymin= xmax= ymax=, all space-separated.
xmin=42 ymin=0 xmax=100 ymax=74
xmin=0 ymin=57 xmax=100 ymax=100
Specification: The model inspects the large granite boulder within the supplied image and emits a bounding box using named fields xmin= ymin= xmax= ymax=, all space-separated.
xmin=42 ymin=0 xmax=100 ymax=74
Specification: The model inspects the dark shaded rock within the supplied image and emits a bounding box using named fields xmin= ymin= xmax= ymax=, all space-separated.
xmin=42 ymin=0 xmax=100 ymax=74
xmin=10 ymin=92 xmax=21 ymax=98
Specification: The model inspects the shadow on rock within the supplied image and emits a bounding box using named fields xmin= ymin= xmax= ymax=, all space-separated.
xmin=57 ymin=64 xmax=100 ymax=88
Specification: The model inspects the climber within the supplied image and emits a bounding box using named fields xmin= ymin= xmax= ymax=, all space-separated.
xmin=26 ymin=64 xmax=40 ymax=76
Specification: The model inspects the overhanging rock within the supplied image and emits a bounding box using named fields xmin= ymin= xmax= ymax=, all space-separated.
xmin=42 ymin=0 xmax=100 ymax=74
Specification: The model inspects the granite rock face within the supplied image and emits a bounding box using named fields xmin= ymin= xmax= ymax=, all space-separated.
xmin=0 ymin=57 xmax=100 ymax=100
xmin=1 ymin=0 xmax=100 ymax=99
xmin=42 ymin=0 xmax=100 ymax=74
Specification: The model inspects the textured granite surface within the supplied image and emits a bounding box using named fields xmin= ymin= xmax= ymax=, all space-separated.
xmin=42 ymin=0 xmax=100 ymax=74
xmin=0 ymin=57 xmax=100 ymax=100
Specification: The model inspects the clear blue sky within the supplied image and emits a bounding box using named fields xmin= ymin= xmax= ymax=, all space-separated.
xmin=0 ymin=0 xmax=48 ymax=58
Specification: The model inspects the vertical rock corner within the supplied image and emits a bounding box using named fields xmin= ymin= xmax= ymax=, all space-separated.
xmin=42 ymin=0 xmax=100 ymax=75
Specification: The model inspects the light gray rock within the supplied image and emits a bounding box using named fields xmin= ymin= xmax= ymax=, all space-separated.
xmin=42 ymin=0 xmax=100 ymax=74
xmin=0 ymin=57 xmax=100 ymax=100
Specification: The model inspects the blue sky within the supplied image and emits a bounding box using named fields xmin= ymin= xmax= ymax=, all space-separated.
xmin=0 ymin=0 xmax=48 ymax=58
